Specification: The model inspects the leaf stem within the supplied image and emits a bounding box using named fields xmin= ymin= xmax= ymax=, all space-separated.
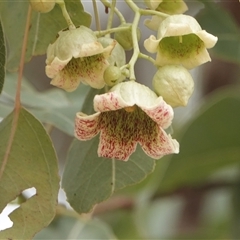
xmin=0 ymin=5 xmax=32 ymax=180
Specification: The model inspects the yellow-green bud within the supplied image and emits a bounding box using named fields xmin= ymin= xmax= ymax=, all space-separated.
xmin=114 ymin=23 xmax=141 ymax=51
xmin=153 ymin=65 xmax=194 ymax=107
xmin=29 ymin=0 xmax=55 ymax=13
xmin=104 ymin=66 xmax=122 ymax=87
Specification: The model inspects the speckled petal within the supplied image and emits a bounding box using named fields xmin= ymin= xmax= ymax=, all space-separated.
xmin=95 ymin=81 xmax=161 ymax=112
xmin=98 ymin=129 xmax=138 ymax=161
xmin=94 ymin=91 xmax=129 ymax=112
xmin=50 ymin=69 xmax=81 ymax=92
xmin=140 ymin=96 xmax=174 ymax=129
xmin=139 ymin=127 xmax=179 ymax=159
xmin=45 ymin=57 xmax=71 ymax=78
xmin=75 ymin=112 xmax=101 ymax=140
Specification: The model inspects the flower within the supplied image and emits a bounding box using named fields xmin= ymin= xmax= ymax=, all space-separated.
xmin=144 ymin=14 xmax=218 ymax=69
xmin=153 ymin=65 xmax=194 ymax=107
xmin=144 ymin=0 xmax=188 ymax=31
xmin=75 ymin=81 xmax=179 ymax=161
xmin=45 ymin=26 xmax=116 ymax=92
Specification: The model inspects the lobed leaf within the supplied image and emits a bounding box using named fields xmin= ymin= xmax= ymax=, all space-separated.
xmin=0 ymin=20 xmax=5 ymax=94
xmin=62 ymin=137 xmax=156 ymax=213
xmin=0 ymin=0 xmax=91 ymax=71
xmin=0 ymin=107 xmax=59 ymax=239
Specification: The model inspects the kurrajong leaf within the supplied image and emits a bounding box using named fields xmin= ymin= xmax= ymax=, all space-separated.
xmin=0 ymin=0 xmax=91 ymax=71
xmin=156 ymin=87 xmax=240 ymax=193
xmin=0 ymin=20 xmax=6 ymax=94
xmin=62 ymin=137 xmax=156 ymax=213
xmin=0 ymin=107 xmax=59 ymax=239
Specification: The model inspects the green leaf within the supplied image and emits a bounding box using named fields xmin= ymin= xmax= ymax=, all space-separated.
xmin=0 ymin=20 xmax=5 ymax=94
xmin=62 ymin=137 xmax=156 ymax=213
xmin=0 ymin=0 xmax=91 ymax=71
xmin=197 ymin=2 xmax=240 ymax=63
xmin=0 ymin=107 xmax=59 ymax=239
xmin=1 ymin=73 xmax=90 ymax=136
xmin=157 ymin=87 xmax=240 ymax=193
xmin=34 ymin=207 xmax=117 ymax=240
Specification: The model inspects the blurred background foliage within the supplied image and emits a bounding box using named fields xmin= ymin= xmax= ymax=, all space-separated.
xmin=1 ymin=0 xmax=240 ymax=239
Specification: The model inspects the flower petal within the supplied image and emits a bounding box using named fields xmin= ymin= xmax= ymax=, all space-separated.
xmin=94 ymin=81 xmax=160 ymax=112
xmin=139 ymin=126 xmax=179 ymax=159
xmin=144 ymin=35 xmax=160 ymax=53
xmin=140 ymin=96 xmax=174 ymax=129
xmin=45 ymin=56 xmax=71 ymax=78
xmin=75 ymin=112 xmax=101 ymax=140
xmin=98 ymin=129 xmax=137 ymax=161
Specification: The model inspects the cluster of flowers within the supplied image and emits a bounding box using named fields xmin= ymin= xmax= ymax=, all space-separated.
xmin=43 ymin=0 xmax=218 ymax=161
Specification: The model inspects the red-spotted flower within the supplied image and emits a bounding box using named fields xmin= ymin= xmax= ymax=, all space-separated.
xmin=45 ymin=26 xmax=116 ymax=92
xmin=75 ymin=81 xmax=179 ymax=161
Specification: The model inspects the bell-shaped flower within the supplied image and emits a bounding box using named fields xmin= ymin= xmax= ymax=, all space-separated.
xmin=144 ymin=0 xmax=188 ymax=31
xmin=75 ymin=81 xmax=179 ymax=161
xmin=144 ymin=14 xmax=218 ymax=69
xmin=45 ymin=26 xmax=116 ymax=92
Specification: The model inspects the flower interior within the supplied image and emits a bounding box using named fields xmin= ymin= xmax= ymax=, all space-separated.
xmin=98 ymin=105 xmax=159 ymax=160
xmin=158 ymin=33 xmax=204 ymax=59
xmin=61 ymin=53 xmax=105 ymax=79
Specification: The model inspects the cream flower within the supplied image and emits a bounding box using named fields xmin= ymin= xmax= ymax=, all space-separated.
xmin=75 ymin=81 xmax=179 ymax=161
xmin=144 ymin=14 xmax=218 ymax=69
xmin=144 ymin=0 xmax=188 ymax=31
xmin=45 ymin=26 xmax=116 ymax=92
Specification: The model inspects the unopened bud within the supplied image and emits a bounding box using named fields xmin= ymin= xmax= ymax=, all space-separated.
xmin=153 ymin=65 xmax=194 ymax=107
xmin=29 ymin=0 xmax=55 ymax=13
xmin=104 ymin=66 xmax=122 ymax=87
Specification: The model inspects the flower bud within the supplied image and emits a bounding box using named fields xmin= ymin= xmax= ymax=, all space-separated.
xmin=153 ymin=65 xmax=194 ymax=107
xmin=29 ymin=0 xmax=55 ymax=13
xmin=104 ymin=66 xmax=122 ymax=87
xmin=114 ymin=23 xmax=141 ymax=51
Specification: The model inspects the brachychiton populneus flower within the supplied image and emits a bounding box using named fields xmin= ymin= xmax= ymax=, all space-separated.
xmin=75 ymin=81 xmax=179 ymax=161
xmin=144 ymin=14 xmax=218 ymax=69
xmin=45 ymin=26 xmax=116 ymax=92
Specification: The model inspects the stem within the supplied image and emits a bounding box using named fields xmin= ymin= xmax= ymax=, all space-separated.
xmin=100 ymin=0 xmax=126 ymax=24
xmin=105 ymin=0 xmax=116 ymax=37
xmin=95 ymin=26 xmax=130 ymax=37
xmin=140 ymin=8 xmax=169 ymax=18
xmin=0 ymin=5 xmax=32 ymax=180
xmin=126 ymin=8 xmax=141 ymax=80
xmin=92 ymin=0 xmax=101 ymax=31
xmin=139 ymin=53 xmax=156 ymax=65
xmin=56 ymin=0 xmax=76 ymax=29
